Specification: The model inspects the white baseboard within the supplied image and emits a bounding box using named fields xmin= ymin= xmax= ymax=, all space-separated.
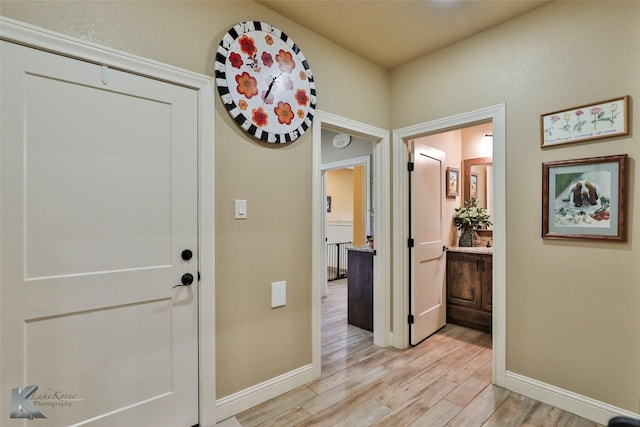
xmin=505 ymin=371 xmax=640 ymax=425
xmin=215 ymin=364 xmax=313 ymax=422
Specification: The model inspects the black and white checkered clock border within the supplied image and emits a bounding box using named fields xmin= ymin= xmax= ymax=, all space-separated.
xmin=214 ymin=21 xmax=316 ymax=144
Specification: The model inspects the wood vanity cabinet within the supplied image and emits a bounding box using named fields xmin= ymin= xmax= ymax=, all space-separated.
xmin=446 ymin=251 xmax=492 ymax=332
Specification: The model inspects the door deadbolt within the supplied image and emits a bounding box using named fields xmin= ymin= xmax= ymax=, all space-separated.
xmin=181 ymin=249 xmax=193 ymax=261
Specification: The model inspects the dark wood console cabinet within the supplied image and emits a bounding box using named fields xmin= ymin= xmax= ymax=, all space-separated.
xmin=446 ymin=251 xmax=492 ymax=332
xmin=347 ymin=249 xmax=373 ymax=332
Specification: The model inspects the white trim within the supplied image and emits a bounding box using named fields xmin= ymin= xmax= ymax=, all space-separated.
xmin=392 ymin=104 xmax=507 ymax=388
xmin=505 ymin=371 xmax=640 ymax=425
xmin=321 ymin=156 xmax=371 ymax=171
xmin=0 ymin=17 xmax=208 ymax=89
xmin=198 ymin=81 xmax=217 ymax=427
xmin=215 ymin=365 xmax=314 ymax=422
xmin=312 ymin=111 xmax=391 ymax=380
xmin=326 ymin=220 xmax=354 ymax=226
xmin=1 ymin=17 xmax=217 ymax=427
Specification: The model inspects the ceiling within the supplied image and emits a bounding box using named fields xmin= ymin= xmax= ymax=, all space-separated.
xmin=257 ymin=0 xmax=552 ymax=70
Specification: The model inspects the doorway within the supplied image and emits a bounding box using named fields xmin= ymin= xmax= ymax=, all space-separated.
xmin=322 ymin=153 xmax=372 ymax=296
xmin=311 ymin=112 xmax=390 ymax=379
xmin=409 ymin=123 xmax=494 ymax=345
xmin=392 ymin=104 xmax=506 ymax=386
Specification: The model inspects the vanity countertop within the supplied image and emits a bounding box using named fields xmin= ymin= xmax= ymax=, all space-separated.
xmin=348 ymin=246 xmax=375 ymax=253
xmin=447 ymin=246 xmax=493 ymax=254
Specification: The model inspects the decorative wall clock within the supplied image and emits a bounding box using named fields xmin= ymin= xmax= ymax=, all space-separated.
xmin=215 ymin=21 xmax=317 ymax=144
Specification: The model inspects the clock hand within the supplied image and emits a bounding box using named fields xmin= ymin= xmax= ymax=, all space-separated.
xmin=264 ymin=80 xmax=276 ymax=100
xmin=264 ymin=71 xmax=284 ymax=100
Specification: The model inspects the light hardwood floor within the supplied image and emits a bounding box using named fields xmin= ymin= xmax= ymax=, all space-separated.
xmin=235 ymin=279 xmax=602 ymax=426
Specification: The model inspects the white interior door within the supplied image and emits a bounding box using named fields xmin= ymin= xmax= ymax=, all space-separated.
xmin=410 ymin=141 xmax=446 ymax=345
xmin=1 ymin=41 xmax=199 ymax=426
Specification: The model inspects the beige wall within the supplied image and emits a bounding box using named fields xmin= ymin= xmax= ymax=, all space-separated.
xmin=0 ymin=0 xmax=390 ymax=399
xmin=461 ymin=123 xmax=493 ymax=160
xmin=391 ymin=1 xmax=639 ymax=412
xmin=326 ymin=169 xmax=354 ymax=221
xmin=352 ymin=165 xmax=367 ymax=247
xmin=3 ymin=0 xmax=639 ymax=415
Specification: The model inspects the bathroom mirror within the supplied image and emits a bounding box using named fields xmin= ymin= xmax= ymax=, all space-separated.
xmin=463 ymin=157 xmax=491 ymax=203
xmin=463 ymin=157 xmax=493 ymax=228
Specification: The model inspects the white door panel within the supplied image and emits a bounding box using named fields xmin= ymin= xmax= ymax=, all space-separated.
xmin=410 ymin=142 xmax=446 ymax=345
xmin=24 ymin=74 xmax=172 ymax=279
xmin=1 ymin=41 xmax=198 ymax=426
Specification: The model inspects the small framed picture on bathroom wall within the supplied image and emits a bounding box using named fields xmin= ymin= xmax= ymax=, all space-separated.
xmin=446 ymin=167 xmax=459 ymax=197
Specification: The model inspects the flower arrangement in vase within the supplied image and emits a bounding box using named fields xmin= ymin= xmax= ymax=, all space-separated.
xmin=453 ymin=199 xmax=492 ymax=247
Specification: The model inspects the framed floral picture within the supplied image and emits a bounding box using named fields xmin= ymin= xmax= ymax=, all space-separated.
xmin=542 ymin=154 xmax=628 ymax=241
xmin=446 ymin=167 xmax=459 ymax=197
xmin=540 ymin=96 xmax=629 ymax=147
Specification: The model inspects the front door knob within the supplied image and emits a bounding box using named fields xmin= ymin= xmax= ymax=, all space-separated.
xmin=181 ymin=273 xmax=194 ymax=286
xmin=173 ymin=273 xmax=194 ymax=288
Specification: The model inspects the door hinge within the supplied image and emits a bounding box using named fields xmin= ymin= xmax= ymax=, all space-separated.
xmin=197 ymin=271 xmax=201 ymax=282
xmin=408 ymin=238 xmax=414 ymax=248
xmin=407 ymin=161 xmax=414 ymax=172
xmin=408 ymin=314 xmax=414 ymax=324
xmin=373 ymin=249 xmax=377 ymax=256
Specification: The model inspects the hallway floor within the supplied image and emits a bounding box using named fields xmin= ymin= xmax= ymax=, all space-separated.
xmin=234 ymin=279 xmax=602 ymax=426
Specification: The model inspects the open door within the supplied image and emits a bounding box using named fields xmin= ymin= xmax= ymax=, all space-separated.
xmin=409 ymin=141 xmax=446 ymax=345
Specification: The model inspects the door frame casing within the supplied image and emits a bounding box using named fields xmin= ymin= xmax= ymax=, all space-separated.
xmin=312 ymin=111 xmax=390 ymax=379
xmin=392 ymin=104 xmax=506 ymax=387
xmin=0 ymin=17 xmax=216 ymax=426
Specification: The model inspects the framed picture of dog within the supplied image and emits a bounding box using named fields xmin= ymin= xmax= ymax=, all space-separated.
xmin=542 ymin=154 xmax=628 ymax=241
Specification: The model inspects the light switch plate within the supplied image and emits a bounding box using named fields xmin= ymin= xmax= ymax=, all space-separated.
xmin=271 ymin=281 xmax=286 ymax=308
xmin=235 ymin=199 xmax=247 ymax=219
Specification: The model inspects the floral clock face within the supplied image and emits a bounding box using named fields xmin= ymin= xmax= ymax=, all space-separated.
xmin=215 ymin=21 xmax=316 ymax=144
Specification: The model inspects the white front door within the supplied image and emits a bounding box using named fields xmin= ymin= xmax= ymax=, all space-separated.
xmin=1 ymin=41 xmax=199 ymax=426
xmin=410 ymin=141 xmax=446 ymax=345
